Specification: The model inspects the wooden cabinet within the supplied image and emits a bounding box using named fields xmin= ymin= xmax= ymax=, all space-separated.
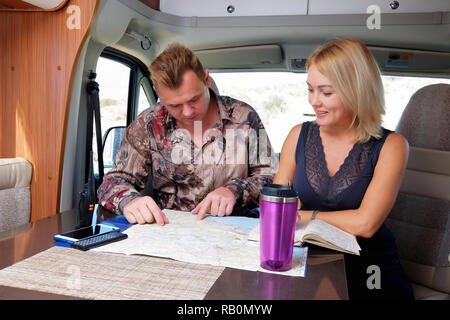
xmin=0 ymin=0 xmax=99 ymax=222
xmin=157 ymin=0 xmax=450 ymax=17
xmin=160 ymin=0 xmax=308 ymax=17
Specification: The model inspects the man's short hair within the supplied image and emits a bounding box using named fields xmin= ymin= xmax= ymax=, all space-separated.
xmin=149 ymin=43 xmax=206 ymax=89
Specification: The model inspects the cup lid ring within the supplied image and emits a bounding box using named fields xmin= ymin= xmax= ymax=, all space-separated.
xmin=260 ymin=194 xmax=298 ymax=203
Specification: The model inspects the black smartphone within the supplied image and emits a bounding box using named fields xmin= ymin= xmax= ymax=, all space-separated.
xmin=53 ymin=224 xmax=119 ymax=244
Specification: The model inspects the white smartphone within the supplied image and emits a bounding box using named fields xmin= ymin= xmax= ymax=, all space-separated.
xmin=53 ymin=224 xmax=120 ymax=244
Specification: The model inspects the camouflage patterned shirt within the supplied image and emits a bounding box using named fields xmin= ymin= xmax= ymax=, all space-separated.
xmin=97 ymin=91 xmax=278 ymax=215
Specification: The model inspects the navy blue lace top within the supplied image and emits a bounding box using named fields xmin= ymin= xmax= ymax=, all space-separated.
xmin=293 ymin=121 xmax=415 ymax=299
xmin=294 ymin=121 xmax=388 ymax=211
xmin=293 ymin=121 xmax=398 ymax=256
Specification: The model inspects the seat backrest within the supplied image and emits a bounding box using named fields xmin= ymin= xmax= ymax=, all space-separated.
xmin=0 ymin=157 xmax=32 ymax=232
xmin=386 ymin=84 xmax=450 ymax=297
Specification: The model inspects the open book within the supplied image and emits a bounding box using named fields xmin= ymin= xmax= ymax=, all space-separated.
xmin=249 ymin=219 xmax=361 ymax=255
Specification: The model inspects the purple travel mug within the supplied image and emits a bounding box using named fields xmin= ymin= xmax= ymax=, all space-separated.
xmin=259 ymin=184 xmax=298 ymax=271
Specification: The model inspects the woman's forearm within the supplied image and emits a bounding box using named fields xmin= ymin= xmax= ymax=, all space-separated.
xmin=298 ymin=209 xmax=374 ymax=238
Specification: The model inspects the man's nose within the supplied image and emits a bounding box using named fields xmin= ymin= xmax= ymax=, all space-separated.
xmin=181 ymin=104 xmax=194 ymax=117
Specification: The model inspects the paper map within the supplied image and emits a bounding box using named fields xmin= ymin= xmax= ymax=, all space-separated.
xmin=93 ymin=209 xmax=308 ymax=277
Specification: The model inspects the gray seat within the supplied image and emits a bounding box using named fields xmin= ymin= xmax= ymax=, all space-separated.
xmin=0 ymin=158 xmax=32 ymax=232
xmin=386 ymin=83 xmax=450 ymax=300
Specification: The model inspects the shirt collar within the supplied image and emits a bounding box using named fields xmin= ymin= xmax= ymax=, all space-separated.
xmin=212 ymin=89 xmax=234 ymax=123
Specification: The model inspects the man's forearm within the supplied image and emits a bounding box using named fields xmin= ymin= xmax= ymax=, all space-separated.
xmin=97 ymin=175 xmax=140 ymax=215
xmin=224 ymin=175 xmax=273 ymax=208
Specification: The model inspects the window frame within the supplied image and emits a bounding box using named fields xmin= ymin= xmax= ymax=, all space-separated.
xmin=91 ymin=47 xmax=156 ymax=183
xmin=100 ymin=47 xmax=156 ymax=125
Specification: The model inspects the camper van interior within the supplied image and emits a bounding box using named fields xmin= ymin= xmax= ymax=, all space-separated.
xmin=0 ymin=0 xmax=448 ymax=302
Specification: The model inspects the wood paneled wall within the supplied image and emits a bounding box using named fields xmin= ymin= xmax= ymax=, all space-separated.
xmin=0 ymin=0 xmax=99 ymax=221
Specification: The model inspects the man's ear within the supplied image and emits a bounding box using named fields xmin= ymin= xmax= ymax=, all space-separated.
xmin=204 ymin=69 xmax=211 ymax=88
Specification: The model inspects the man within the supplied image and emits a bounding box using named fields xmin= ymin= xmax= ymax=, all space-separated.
xmin=97 ymin=43 xmax=278 ymax=225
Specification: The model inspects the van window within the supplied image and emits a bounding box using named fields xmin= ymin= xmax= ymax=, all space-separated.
xmin=211 ymin=72 xmax=450 ymax=153
xmin=96 ymin=57 xmax=130 ymax=133
xmin=137 ymin=82 xmax=152 ymax=116
xmin=94 ymin=57 xmax=130 ymax=175
xmin=382 ymin=76 xmax=450 ymax=130
xmin=92 ymin=52 xmax=155 ymax=177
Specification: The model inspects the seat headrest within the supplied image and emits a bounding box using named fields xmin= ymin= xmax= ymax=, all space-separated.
xmin=0 ymin=157 xmax=32 ymax=190
xmin=397 ymin=83 xmax=450 ymax=151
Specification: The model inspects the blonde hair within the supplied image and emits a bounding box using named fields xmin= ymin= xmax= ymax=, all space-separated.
xmin=149 ymin=43 xmax=206 ymax=89
xmin=306 ymin=38 xmax=385 ymax=143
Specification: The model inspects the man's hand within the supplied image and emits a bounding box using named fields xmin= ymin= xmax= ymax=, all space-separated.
xmin=123 ymin=196 xmax=169 ymax=226
xmin=192 ymin=187 xmax=236 ymax=220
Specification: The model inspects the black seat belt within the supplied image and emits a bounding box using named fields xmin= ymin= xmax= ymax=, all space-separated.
xmin=78 ymin=71 xmax=104 ymax=227
xmin=86 ymin=71 xmax=104 ymax=183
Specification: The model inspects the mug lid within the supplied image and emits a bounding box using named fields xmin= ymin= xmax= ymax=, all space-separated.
xmin=261 ymin=183 xmax=298 ymax=199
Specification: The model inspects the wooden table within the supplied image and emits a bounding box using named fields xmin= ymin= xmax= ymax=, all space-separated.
xmin=0 ymin=207 xmax=348 ymax=300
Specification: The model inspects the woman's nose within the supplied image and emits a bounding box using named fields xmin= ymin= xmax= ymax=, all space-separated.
xmin=309 ymin=92 xmax=321 ymax=107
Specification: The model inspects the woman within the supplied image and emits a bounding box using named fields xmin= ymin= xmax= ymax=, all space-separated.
xmin=274 ymin=38 xmax=414 ymax=300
